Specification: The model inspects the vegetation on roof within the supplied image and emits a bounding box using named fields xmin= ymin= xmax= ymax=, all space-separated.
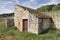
xmin=45 ymin=10 xmax=60 ymax=14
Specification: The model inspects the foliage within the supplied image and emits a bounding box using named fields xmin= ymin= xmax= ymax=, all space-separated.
xmin=45 ymin=10 xmax=60 ymax=14
xmin=52 ymin=5 xmax=60 ymax=11
xmin=37 ymin=5 xmax=55 ymax=12
xmin=0 ymin=13 xmax=14 ymax=17
xmin=37 ymin=3 xmax=60 ymax=12
xmin=0 ymin=21 xmax=60 ymax=40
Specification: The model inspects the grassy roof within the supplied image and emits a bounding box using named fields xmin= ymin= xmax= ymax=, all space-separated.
xmin=16 ymin=5 xmax=50 ymax=18
xmin=45 ymin=10 xmax=60 ymax=14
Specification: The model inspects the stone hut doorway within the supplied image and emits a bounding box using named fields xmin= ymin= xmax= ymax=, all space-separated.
xmin=23 ymin=19 xmax=28 ymax=32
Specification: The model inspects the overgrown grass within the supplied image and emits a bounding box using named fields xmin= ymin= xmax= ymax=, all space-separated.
xmin=0 ymin=20 xmax=60 ymax=40
xmin=45 ymin=10 xmax=60 ymax=14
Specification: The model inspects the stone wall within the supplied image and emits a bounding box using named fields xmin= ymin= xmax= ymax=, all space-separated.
xmin=47 ymin=13 xmax=60 ymax=29
xmin=38 ymin=18 xmax=51 ymax=34
xmin=29 ymin=13 xmax=38 ymax=34
xmin=5 ymin=18 xmax=14 ymax=28
xmin=14 ymin=5 xmax=29 ymax=31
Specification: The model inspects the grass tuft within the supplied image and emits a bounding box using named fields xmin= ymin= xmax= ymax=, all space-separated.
xmin=0 ymin=21 xmax=60 ymax=40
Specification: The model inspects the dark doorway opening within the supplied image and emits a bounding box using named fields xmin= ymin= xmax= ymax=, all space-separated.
xmin=23 ymin=19 xmax=28 ymax=32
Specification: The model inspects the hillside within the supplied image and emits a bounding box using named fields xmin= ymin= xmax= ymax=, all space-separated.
xmin=37 ymin=3 xmax=60 ymax=12
xmin=0 ymin=13 xmax=14 ymax=18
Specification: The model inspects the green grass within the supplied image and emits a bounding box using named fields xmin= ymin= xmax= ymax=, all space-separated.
xmin=45 ymin=10 xmax=60 ymax=14
xmin=0 ymin=20 xmax=60 ymax=40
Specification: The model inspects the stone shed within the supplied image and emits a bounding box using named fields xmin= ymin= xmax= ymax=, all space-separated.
xmin=14 ymin=5 xmax=52 ymax=34
xmin=5 ymin=18 xmax=14 ymax=28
